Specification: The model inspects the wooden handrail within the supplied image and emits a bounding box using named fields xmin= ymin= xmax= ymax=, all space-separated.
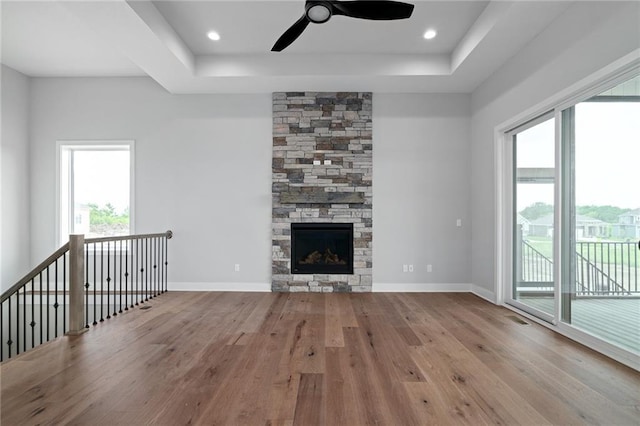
xmin=85 ymin=230 xmax=172 ymax=244
xmin=0 ymin=231 xmax=173 ymax=303
xmin=0 ymin=243 xmax=70 ymax=303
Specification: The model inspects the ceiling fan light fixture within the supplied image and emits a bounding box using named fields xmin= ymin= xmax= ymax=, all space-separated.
xmin=207 ymin=31 xmax=221 ymax=41
xmin=272 ymin=0 xmax=415 ymax=52
xmin=423 ymin=29 xmax=437 ymax=40
xmin=306 ymin=4 xmax=332 ymax=23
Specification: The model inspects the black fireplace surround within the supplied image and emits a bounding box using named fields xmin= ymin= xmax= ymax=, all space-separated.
xmin=291 ymin=223 xmax=354 ymax=274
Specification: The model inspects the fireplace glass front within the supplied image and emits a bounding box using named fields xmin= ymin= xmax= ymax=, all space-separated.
xmin=291 ymin=223 xmax=353 ymax=274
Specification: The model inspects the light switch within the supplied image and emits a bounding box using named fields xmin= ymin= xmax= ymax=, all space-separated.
xmin=456 ymin=219 xmax=462 ymax=227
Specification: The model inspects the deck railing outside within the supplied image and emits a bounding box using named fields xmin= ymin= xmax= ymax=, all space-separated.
xmin=0 ymin=230 xmax=172 ymax=362
xmin=519 ymin=240 xmax=639 ymax=296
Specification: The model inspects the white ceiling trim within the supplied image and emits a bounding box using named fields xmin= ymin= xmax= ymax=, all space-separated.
xmin=28 ymin=0 xmax=571 ymax=93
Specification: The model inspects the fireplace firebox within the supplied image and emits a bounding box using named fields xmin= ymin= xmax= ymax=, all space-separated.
xmin=291 ymin=223 xmax=353 ymax=274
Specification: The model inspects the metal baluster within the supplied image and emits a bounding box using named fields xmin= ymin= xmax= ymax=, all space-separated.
xmin=153 ymin=237 xmax=157 ymax=298
xmin=151 ymin=237 xmax=155 ymax=298
xmin=1 ymin=300 xmax=4 ymax=361
xmin=93 ymin=242 xmax=98 ymax=326
xmin=599 ymin=242 xmax=603 ymax=295
xmin=85 ymin=244 xmax=90 ymax=328
xmin=23 ymin=282 xmax=27 ymax=353
xmin=46 ymin=266 xmax=50 ymax=341
xmin=30 ymin=278 xmax=35 ymax=349
xmin=160 ymin=236 xmax=164 ymax=294
xmin=39 ymin=273 xmax=43 ymax=345
xmin=613 ymin=243 xmax=622 ymax=294
xmin=143 ymin=238 xmax=148 ymax=302
xmin=141 ymin=238 xmax=145 ymax=302
xmin=136 ymin=239 xmax=140 ymax=306
xmin=63 ymin=253 xmax=67 ymax=333
xmin=146 ymin=238 xmax=150 ymax=301
xmin=125 ymin=239 xmax=129 ymax=311
xmin=635 ymin=242 xmax=638 ymax=293
xmin=165 ymin=235 xmax=169 ymax=293
xmin=118 ymin=239 xmax=123 ymax=314
xmin=587 ymin=244 xmax=591 ymax=294
xmin=627 ymin=242 xmax=631 ymax=294
xmin=161 ymin=236 xmax=165 ymax=293
xmin=107 ymin=242 xmax=111 ymax=320
xmin=100 ymin=242 xmax=104 ymax=322
xmin=16 ymin=291 xmax=20 ymax=356
xmin=54 ymin=259 xmax=59 ymax=338
xmin=7 ymin=296 xmax=12 ymax=359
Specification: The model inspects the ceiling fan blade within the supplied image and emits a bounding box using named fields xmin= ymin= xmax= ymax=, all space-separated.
xmin=331 ymin=0 xmax=414 ymax=20
xmin=272 ymin=15 xmax=310 ymax=52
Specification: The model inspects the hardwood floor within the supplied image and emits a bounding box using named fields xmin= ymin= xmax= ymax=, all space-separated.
xmin=1 ymin=292 xmax=638 ymax=425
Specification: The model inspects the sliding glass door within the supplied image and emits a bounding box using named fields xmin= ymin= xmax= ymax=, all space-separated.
xmin=561 ymin=77 xmax=640 ymax=353
xmin=510 ymin=113 xmax=556 ymax=320
xmin=506 ymin=72 xmax=640 ymax=355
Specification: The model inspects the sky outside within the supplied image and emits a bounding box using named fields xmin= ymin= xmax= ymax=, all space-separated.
xmin=516 ymin=101 xmax=639 ymax=213
xmin=73 ymin=149 xmax=130 ymax=214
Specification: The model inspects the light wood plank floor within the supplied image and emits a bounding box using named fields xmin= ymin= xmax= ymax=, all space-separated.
xmin=1 ymin=292 xmax=639 ymax=425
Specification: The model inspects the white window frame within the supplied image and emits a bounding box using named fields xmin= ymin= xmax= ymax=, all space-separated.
xmin=56 ymin=140 xmax=135 ymax=246
xmin=495 ymin=51 xmax=640 ymax=370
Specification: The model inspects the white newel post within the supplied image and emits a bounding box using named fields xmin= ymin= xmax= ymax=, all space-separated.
xmin=67 ymin=234 xmax=88 ymax=335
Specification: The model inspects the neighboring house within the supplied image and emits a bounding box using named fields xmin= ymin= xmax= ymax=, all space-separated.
xmin=612 ymin=208 xmax=640 ymax=239
xmin=529 ymin=214 xmax=609 ymax=238
xmin=516 ymin=214 xmax=531 ymax=237
xmin=73 ymin=204 xmax=91 ymax=235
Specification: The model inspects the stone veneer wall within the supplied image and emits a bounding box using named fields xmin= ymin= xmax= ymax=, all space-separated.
xmin=272 ymin=92 xmax=373 ymax=292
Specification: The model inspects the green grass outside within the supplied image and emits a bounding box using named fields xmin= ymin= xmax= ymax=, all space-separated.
xmin=524 ymin=236 xmax=638 ymax=268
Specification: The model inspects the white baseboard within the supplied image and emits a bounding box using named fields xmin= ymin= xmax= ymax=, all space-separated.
xmin=372 ymin=283 xmax=472 ymax=292
xmin=470 ymin=284 xmax=496 ymax=304
xmin=168 ymin=282 xmax=270 ymax=292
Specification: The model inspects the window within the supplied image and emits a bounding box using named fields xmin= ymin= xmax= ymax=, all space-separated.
xmin=509 ymin=113 xmax=556 ymax=321
xmin=58 ymin=141 xmax=133 ymax=243
xmin=498 ymin=67 xmax=640 ymax=366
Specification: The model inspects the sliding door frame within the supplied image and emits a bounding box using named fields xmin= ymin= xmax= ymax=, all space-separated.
xmin=495 ymin=52 xmax=640 ymax=370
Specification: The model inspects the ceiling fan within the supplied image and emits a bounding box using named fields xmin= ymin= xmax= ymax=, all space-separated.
xmin=271 ymin=0 xmax=415 ymax=52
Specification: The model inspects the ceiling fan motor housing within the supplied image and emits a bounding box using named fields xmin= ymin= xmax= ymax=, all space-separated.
xmin=305 ymin=1 xmax=333 ymax=23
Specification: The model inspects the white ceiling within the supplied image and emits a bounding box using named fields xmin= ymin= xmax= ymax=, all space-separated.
xmin=153 ymin=1 xmax=489 ymax=55
xmin=0 ymin=0 xmax=573 ymax=93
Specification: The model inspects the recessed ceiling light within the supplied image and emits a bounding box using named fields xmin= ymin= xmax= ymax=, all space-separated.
xmin=207 ymin=31 xmax=221 ymax=41
xmin=423 ymin=29 xmax=437 ymax=40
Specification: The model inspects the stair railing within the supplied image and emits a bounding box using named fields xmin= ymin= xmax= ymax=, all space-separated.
xmin=0 ymin=230 xmax=172 ymax=362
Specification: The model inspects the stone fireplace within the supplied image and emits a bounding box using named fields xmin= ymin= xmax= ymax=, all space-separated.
xmin=272 ymin=92 xmax=372 ymax=292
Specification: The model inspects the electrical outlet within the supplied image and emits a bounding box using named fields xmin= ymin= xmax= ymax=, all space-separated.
xmin=402 ymin=264 xmax=408 ymax=273
xmin=456 ymin=219 xmax=462 ymax=227
xmin=408 ymin=264 xmax=414 ymax=272
xmin=234 ymin=264 xmax=240 ymax=272
xmin=427 ymin=264 xmax=433 ymax=273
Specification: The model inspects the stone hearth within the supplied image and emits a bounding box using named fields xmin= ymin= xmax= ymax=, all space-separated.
xmin=271 ymin=92 xmax=372 ymax=292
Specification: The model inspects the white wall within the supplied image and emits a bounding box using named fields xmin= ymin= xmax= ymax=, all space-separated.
xmin=29 ymin=77 xmax=273 ymax=288
xmin=373 ymin=94 xmax=471 ymax=290
xmin=1 ymin=65 xmax=31 ymax=291
xmin=470 ymin=1 xmax=640 ymax=298
xmin=27 ymin=78 xmax=473 ymax=290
